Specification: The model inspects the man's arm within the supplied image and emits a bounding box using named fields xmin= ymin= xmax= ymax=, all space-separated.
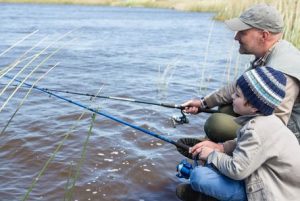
xmin=181 ymin=81 xmax=237 ymax=114
xmin=275 ymin=75 xmax=299 ymax=125
xmin=204 ymin=81 xmax=237 ymax=108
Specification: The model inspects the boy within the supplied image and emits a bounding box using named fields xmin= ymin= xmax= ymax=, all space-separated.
xmin=177 ymin=67 xmax=300 ymax=201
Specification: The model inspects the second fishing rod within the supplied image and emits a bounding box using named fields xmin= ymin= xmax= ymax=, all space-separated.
xmin=4 ymin=75 xmax=190 ymax=151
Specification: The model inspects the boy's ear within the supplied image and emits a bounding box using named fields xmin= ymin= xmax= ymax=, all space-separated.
xmin=250 ymin=105 xmax=259 ymax=113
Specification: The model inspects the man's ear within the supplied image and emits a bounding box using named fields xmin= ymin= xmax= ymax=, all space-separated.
xmin=261 ymin=30 xmax=271 ymax=41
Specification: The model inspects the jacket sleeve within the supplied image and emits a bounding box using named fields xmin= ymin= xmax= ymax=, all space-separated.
xmin=204 ymin=81 xmax=236 ymax=108
xmin=274 ymin=75 xmax=300 ymax=125
xmin=207 ymin=127 xmax=266 ymax=180
xmin=223 ymin=139 xmax=237 ymax=155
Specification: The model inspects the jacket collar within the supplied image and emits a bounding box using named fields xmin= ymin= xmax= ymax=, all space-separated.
xmin=234 ymin=114 xmax=260 ymax=126
xmin=252 ymin=40 xmax=280 ymax=67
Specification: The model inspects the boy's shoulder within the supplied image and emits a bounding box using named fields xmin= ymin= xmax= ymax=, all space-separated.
xmin=238 ymin=115 xmax=289 ymax=144
xmin=243 ymin=114 xmax=284 ymax=131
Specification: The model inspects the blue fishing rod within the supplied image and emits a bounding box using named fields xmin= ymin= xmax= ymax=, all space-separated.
xmin=4 ymin=75 xmax=190 ymax=151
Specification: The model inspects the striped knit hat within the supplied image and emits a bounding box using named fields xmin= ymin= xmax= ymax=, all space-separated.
xmin=236 ymin=66 xmax=286 ymax=115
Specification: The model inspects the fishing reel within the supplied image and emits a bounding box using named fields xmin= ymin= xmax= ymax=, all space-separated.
xmin=171 ymin=109 xmax=189 ymax=128
xmin=176 ymin=159 xmax=193 ymax=179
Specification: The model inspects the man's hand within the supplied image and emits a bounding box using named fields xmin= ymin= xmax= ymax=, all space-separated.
xmin=181 ymin=99 xmax=202 ymax=114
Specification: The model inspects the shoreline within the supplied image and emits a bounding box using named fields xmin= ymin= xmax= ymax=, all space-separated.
xmin=1 ymin=0 xmax=299 ymax=48
xmin=0 ymin=0 xmax=225 ymax=13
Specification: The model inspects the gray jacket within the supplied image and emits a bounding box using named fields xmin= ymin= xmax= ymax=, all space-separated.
xmin=207 ymin=114 xmax=300 ymax=201
xmin=205 ymin=40 xmax=300 ymax=138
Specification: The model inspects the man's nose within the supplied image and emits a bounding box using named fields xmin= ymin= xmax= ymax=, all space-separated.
xmin=234 ymin=32 xmax=240 ymax=40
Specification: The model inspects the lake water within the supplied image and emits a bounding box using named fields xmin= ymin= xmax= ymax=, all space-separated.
xmin=0 ymin=3 xmax=250 ymax=201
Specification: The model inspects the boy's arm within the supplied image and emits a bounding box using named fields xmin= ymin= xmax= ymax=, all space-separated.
xmin=207 ymin=128 xmax=265 ymax=180
xmin=223 ymin=139 xmax=237 ymax=155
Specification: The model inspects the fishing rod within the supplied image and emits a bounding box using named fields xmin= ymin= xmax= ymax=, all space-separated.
xmin=0 ymin=83 xmax=217 ymax=112
xmin=42 ymin=88 xmax=217 ymax=113
xmin=3 ymin=75 xmax=190 ymax=151
xmin=0 ymin=83 xmax=218 ymax=126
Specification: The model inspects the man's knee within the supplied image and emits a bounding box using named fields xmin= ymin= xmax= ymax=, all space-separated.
xmin=204 ymin=113 xmax=240 ymax=142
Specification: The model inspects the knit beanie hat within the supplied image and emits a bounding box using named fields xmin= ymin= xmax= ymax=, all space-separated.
xmin=236 ymin=66 xmax=286 ymax=115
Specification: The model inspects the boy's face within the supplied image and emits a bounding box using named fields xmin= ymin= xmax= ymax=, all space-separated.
xmin=232 ymin=86 xmax=258 ymax=115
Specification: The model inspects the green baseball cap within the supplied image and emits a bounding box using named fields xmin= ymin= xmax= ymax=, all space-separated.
xmin=225 ymin=3 xmax=284 ymax=33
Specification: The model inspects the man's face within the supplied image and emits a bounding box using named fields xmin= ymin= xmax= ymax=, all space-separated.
xmin=234 ymin=28 xmax=264 ymax=55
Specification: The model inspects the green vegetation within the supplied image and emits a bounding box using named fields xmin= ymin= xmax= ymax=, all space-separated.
xmin=1 ymin=0 xmax=299 ymax=48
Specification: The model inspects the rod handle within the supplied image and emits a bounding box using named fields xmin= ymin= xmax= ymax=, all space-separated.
xmin=160 ymin=103 xmax=182 ymax=109
xmin=174 ymin=141 xmax=190 ymax=151
xmin=198 ymin=108 xmax=218 ymax=113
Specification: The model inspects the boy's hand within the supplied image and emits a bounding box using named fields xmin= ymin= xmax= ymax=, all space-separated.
xmin=190 ymin=140 xmax=224 ymax=153
xmin=198 ymin=147 xmax=214 ymax=160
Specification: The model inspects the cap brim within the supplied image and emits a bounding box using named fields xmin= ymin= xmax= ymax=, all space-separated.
xmin=225 ymin=18 xmax=252 ymax=31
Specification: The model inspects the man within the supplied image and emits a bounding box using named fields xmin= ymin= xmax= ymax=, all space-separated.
xmin=182 ymin=3 xmax=300 ymax=143
xmin=176 ymin=3 xmax=300 ymax=201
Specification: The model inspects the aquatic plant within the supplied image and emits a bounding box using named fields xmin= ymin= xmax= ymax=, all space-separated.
xmin=0 ymin=31 xmax=85 ymax=200
xmin=65 ymin=113 xmax=97 ymax=201
xmin=21 ymin=86 xmax=103 ymax=200
xmin=157 ymin=60 xmax=178 ymax=98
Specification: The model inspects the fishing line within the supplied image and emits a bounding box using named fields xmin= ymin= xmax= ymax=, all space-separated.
xmin=4 ymin=75 xmax=190 ymax=151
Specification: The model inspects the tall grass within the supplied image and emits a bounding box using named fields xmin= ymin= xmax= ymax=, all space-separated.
xmin=214 ymin=0 xmax=300 ymax=49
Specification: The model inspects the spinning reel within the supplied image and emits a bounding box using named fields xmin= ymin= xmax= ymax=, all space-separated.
xmin=171 ymin=109 xmax=189 ymax=128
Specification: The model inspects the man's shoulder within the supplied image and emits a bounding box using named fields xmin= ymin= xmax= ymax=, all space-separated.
xmin=276 ymin=40 xmax=300 ymax=53
xmin=267 ymin=40 xmax=300 ymax=80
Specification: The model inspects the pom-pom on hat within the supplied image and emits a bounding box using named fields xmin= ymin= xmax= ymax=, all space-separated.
xmin=237 ymin=67 xmax=286 ymax=115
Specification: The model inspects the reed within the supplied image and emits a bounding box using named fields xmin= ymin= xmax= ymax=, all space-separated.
xmin=214 ymin=0 xmax=300 ymax=49
xmin=0 ymin=31 xmax=75 ymax=113
xmin=0 ymin=63 xmax=58 ymax=135
xmin=22 ymin=112 xmax=86 ymax=201
xmin=65 ymin=113 xmax=97 ymax=200
xmin=157 ymin=60 xmax=178 ymax=98
xmin=22 ymin=85 xmax=103 ymax=200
